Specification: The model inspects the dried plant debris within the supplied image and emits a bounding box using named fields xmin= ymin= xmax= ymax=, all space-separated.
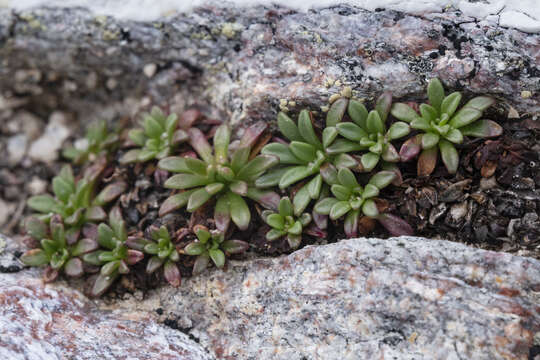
xmin=2 ymin=78 xmax=538 ymax=297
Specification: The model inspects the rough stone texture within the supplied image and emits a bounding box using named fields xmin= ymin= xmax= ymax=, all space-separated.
xmin=0 ymin=5 xmax=538 ymax=128
xmin=0 ymin=239 xmax=213 ymax=359
xmin=105 ymin=236 xmax=540 ymax=360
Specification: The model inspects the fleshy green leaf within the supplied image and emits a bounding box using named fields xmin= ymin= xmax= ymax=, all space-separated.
xmin=330 ymin=201 xmax=351 ymax=220
xmin=159 ymin=190 xmax=196 ymax=217
xmin=441 ymin=92 xmax=462 ymax=117
xmin=363 ymin=184 xmax=379 ymax=199
xmin=293 ymin=183 xmax=311 ymax=216
xmin=331 ymin=184 xmax=351 ymax=201
xmin=360 ymin=153 xmax=380 ymax=172
xmin=287 ymin=234 xmax=302 ymax=249
xmin=52 ymin=177 xmax=73 ymax=203
xmin=322 ymin=127 xmax=338 ymax=149
xmin=72 ymin=238 xmax=99 ymax=257
xmin=460 ymin=119 xmax=503 ymax=138
xmin=419 ymin=104 xmax=438 ymax=123
xmin=94 ymin=182 xmax=126 ymax=206
xmin=325 ymin=139 xmax=363 ymax=155
xmin=266 ymin=228 xmax=286 ymax=241
xmin=213 ymin=124 xmax=230 ymax=165
xmin=20 ymin=249 xmax=49 ymax=266
xmin=366 ymin=110 xmax=384 ymax=134
xmin=439 ymin=139 xmax=459 ymax=174
xmin=336 ymin=122 xmax=366 ymax=141
xmin=143 ymin=114 xmax=164 ymax=138
xmin=277 ymin=112 xmax=302 ymax=141
xmin=381 ymin=143 xmax=400 ymax=162
xmin=158 ymin=156 xmax=190 ymax=173
xmin=387 ymin=122 xmax=410 ymax=140
xmin=185 ymin=241 xmax=206 ymax=256
xmin=427 ymin=78 xmax=445 ymax=112
xmin=368 ymin=171 xmax=396 ymax=189
xmin=314 ymin=197 xmax=338 ymax=215
xmin=298 ymin=110 xmax=322 ymax=149
xmin=187 ymin=188 xmax=212 ymax=212
xmin=27 ymin=195 xmax=57 ymax=214
xmin=164 ymin=174 xmax=210 ymax=189
xmin=279 ymin=166 xmax=313 ymax=189
xmin=261 ymin=143 xmax=303 ymax=164
xmin=221 ymin=240 xmax=249 ymax=254
xmin=444 ymin=128 xmax=464 ymax=144
xmin=326 ymin=97 xmax=348 ymax=127
xmin=390 ymin=103 xmax=418 ymax=123
xmin=237 ymin=155 xmax=279 ymax=181
xmin=119 ymin=149 xmax=141 ymax=164
xmin=214 ymin=194 xmax=231 ymax=232
xmin=64 ymin=258 xmax=84 ymax=277
xmin=449 ymin=108 xmax=482 ymax=128
xmin=463 ymin=96 xmax=494 ymax=111
xmin=229 ymin=192 xmax=250 ymax=231
xmin=128 ymin=128 xmax=146 ymax=146
xmin=421 ymin=133 xmax=440 ymax=149
xmin=279 ymin=196 xmax=294 ymax=217
xmin=231 ymin=147 xmax=251 ymax=174
xmin=209 ymin=249 xmax=225 ymax=268
xmin=287 ymin=221 xmax=302 ymax=235
xmin=320 ymin=163 xmax=338 ymax=185
xmin=362 ymin=199 xmax=379 ymax=217
xmin=348 ymin=100 xmax=368 ymax=130
xmin=91 ymin=273 xmax=118 ymax=297
xmin=97 ymin=223 xmax=116 ymax=250
xmin=185 ymin=157 xmax=208 ymax=175
xmin=333 ymin=153 xmax=358 ymax=169
xmin=192 ymin=254 xmax=210 ymax=275
xmin=337 ymin=168 xmax=358 ymax=189
xmin=266 ymin=213 xmax=285 ymax=230
xmin=307 ymin=174 xmax=322 ymax=199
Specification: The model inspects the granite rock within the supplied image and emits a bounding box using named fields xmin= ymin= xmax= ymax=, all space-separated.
xmin=0 ymin=5 xmax=538 ymax=127
xmin=0 ymin=234 xmax=212 ymax=360
xmin=106 ymin=236 xmax=540 ymax=360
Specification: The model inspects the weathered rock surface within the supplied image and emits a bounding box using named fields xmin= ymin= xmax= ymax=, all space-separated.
xmin=0 ymin=4 xmax=538 ymax=128
xmin=105 ymin=236 xmax=540 ymax=360
xmin=0 ymin=254 xmax=213 ymax=359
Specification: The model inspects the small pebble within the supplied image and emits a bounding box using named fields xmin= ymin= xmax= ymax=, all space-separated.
xmin=143 ymin=63 xmax=157 ymax=78
xmin=520 ymin=90 xmax=532 ymax=99
xmin=480 ymin=177 xmax=498 ymax=190
xmin=27 ymin=176 xmax=48 ymax=195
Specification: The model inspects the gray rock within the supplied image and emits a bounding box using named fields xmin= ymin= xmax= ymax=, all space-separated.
xmin=6 ymin=133 xmax=28 ymax=165
xmin=0 ymin=269 xmax=214 ymax=360
xmin=0 ymin=5 xmax=538 ymax=128
xmin=27 ymin=111 xmax=71 ymax=163
xmin=107 ymin=236 xmax=540 ymax=360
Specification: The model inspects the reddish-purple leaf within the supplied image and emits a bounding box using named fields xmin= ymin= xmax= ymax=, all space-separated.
xmin=188 ymin=128 xmax=213 ymax=163
xmin=43 ymin=266 xmax=59 ymax=283
xmin=91 ymin=273 xmax=118 ymax=297
xmin=146 ymin=255 xmax=164 ymax=274
xmin=399 ymin=134 xmax=422 ymax=161
xmin=246 ymin=188 xmax=279 ymax=210
xmin=304 ymin=223 xmax=327 ymax=238
xmin=417 ymin=147 xmax=438 ymax=177
xmin=64 ymin=258 xmax=84 ymax=277
xmin=344 ymin=210 xmax=359 ymax=238
xmin=377 ymin=213 xmax=414 ymax=236
xmin=95 ymin=182 xmax=127 ymax=206
xmin=311 ymin=210 xmax=328 ymax=230
xmin=82 ymin=223 xmax=98 ymax=240
xmin=85 ymin=206 xmax=107 ymax=222
xmin=72 ymin=238 xmax=99 ymax=256
xmin=179 ymin=109 xmax=202 ymax=129
xmin=222 ymin=240 xmax=249 ymax=254
xmin=193 ymin=254 xmax=210 ymax=275
xmin=164 ymin=261 xmax=181 ymax=287
xmin=240 ymin=121 xmax=267 ymax=148
xmin=126 ymin=249 xmax=145 ymax=265
xmin=214 ymin=195 xmax=231 ymax=232
xmin=126 ymin=236 xmax=150 ymax=251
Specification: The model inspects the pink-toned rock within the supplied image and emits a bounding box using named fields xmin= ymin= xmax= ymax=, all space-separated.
xmin=0 ymin=269 xmax=212 ymax=360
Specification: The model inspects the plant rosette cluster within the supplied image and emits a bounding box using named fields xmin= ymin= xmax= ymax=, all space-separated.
xmin=183 ymin=225 xmax=249 ymax=274
xmin=120 ymin=106 xmax=194 ymax=163
xmin=126 ymin=225 xmax=182 ymax=287
xmin=325 ymin=92 xmax=410 ymax=173
xmin=26 ymin=165 xmax=126 ymax=240
xmin=62 ymin=120 xmax=119 ymax=165
xmin=158 ymin=122 xmax=280 ymax=232
xmin=314 ymin=168 xmax=413 ymax=237
xmin=391 ymin=78 xmax=503 ymax=176
xmin=262 ymin=197 xmax=312 ymax=249
xmin=20 ymin=215 xmax=99 ymax=282
xmin=83 ymin=208 xmax=145 ymax=296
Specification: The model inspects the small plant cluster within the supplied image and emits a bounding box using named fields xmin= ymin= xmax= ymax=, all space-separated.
xmin=20 ymin=79 xmax=503 ymax=296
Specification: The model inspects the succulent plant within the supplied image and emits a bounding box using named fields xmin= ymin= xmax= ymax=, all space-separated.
xmin=158 ymin=122 xmax=280 ymax=232
xmin=26 ymin=165 xmax=126 ymax=234
xmin=258 ymin=109 xmax=359 ymax=217
xmin=120 ymin=107 xmax=186 ymax=163
xmin=326 ymin=93 xmax=410 ymax=172
xmin=314 ymin=168 xmax=412 ymax=237
xmin=126 ymin=225 xmax=181 ymax=287
xmin=83 ymin=208 xmax=145 ymax=296
xmin=62 ymin=120 xmax=119 ymax=164
xmin=261 ymin=197 xmax=312 ymax=249
xmin=183 ymin=225 xmax=249 ymax=275
xmin=20 ymin=215 xmax=99 ymax=282
xmin=391 ymin=78 xmax=503 ymax=176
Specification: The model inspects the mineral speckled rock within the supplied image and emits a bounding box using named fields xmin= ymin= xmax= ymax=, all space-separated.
xmin=0 ymin=268 xmax=213 ymax=359
xmin=107 ymin=236 xmax=540 ymax=360
xmin=0 ymin=5 xmax=538 ymax=127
